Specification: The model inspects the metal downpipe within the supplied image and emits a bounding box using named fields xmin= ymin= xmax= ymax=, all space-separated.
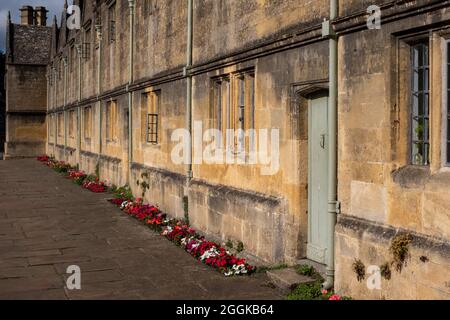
xmin=323 ymin=0 xmax=338 ymax=291
xmin=128 ymin=0 xmax=135 ymax=185
xmin=185 ymin=0 xmax=194 ymax=199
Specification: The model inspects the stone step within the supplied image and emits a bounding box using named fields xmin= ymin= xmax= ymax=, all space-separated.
xmin=266 ymin=268 xmax=317 ymax=294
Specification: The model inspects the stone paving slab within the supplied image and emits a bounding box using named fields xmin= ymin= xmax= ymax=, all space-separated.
xmin=0 ymin=159 xmax=280 ymax=300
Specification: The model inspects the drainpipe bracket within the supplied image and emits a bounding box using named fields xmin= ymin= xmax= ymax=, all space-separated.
xmin=328 ymin=200 xmax=340 ymax=215
xmin=321 ymin=19 xmax=336 ymax=39
xmin=336 ymin=201 xmax=341 ymax=215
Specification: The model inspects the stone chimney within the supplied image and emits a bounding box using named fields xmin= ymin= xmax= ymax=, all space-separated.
xmin=35 ymin=7 xmax=48 ymax=26
xmin=20 ymin=5 xmax=34 ymax=25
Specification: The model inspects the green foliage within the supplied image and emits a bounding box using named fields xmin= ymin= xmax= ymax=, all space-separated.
xmin=95 ymin=163 xmax=100 ymax=179
xmin=138 ymin=171 xmax=150 ymax=198
xmin=380 ymin=262 xmax=391 ymax=280
xmin=183 ymin=196 xmax=189 ymax=224
xmin=296 ymin=264 xmax=315 ymax=277
xmin=53 ymin=162 xmax=73 ymax=174
xmin=236 ymin=241 xmax=244 ymax=253
xmin=352 ymin=259 xmax=366 ymax=282
xmin=114 ymin=185 xmax=134 ymax=201
xmin=286 ymin=282 xmax=323 ymax=300
xmin=225 ymin=239 xmax=233 ymax=249
xmin=390 ymin=233 xmax=412 ymax=272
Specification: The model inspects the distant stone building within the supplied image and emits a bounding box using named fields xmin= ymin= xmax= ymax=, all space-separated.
xmin=3 ymin=6 xmax=51 ymax=159
xmin=6 ymin=0 xmax=450 ymax=299
xmin=0 ymin=51 xmax=5 ymax=153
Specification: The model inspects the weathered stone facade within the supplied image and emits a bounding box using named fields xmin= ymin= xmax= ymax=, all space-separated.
xmin=5 ymin=0 xmax=450 ymax=299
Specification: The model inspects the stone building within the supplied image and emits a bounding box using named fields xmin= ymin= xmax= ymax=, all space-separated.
xmin=5 ymin=0 xmax=450 ymax=299
xmin=3 ymin=6 xmax=51 ymax=159
xmin=0 ymin=51 xmax=5 ymax=154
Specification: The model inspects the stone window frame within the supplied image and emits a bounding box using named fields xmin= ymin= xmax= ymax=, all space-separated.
xmin=49 ymin=114 xmax=55 ymax=138
xmin=141 ymin=90 xmax=161 ymax=146
xmin=231 ymin=69 xmax=256 ymax=156
xmin=210 ymin=75 xmax=231 ymax=148
xmin=83 ymin=27 xmax=92 ymax=61
xmin=394 ymin=32 xmax=432 ymax=170
xmin=108 ymin=1 xmax=117 ymax=44
xmin=106 ymin=100 xmax=118 ymax=143
xmin=392 ymin=28 xmax=450 ymax=183
xmin=68 ymin=109 xmax=76 ymax=139
xmin=57 ymin=112 xmax=64 ymax=138
xmin=83 ymin=106 xmax=92 ymax=141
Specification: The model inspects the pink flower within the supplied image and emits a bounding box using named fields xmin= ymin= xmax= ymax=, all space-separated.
xmin=329 ymin=294 xmax=342 ymax=301
xmin=321 ymin=289 xmax=328 ymax=295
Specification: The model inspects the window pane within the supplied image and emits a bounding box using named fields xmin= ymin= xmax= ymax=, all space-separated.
xmin=412 ymin=142 xmax=424 ymax=165
xmin=448 ymin=90 xmax=450 ymax=115
xmin=412 ymin=46 xmax=420 ymax=67
xmin=412 ymin=117 xmax=420 ymax=141
xmin=448 ymin=42 xmax=450 ymax=62
xmin=447 ymin=118 xmax=450 ymax=144
xmin=418 ymin=68 xmax=424 ymax=91
xmin=424 ymin=118 xmax=429 ymax=141
xmin=410 ymin=43 xmax=429 ymax=166
xmin=423 ymin=44 xmax=428 ymax=65
xmin=448 ymin=142 xmax=450 ymax=164
xmin=412 ymin=69 xmax=419 ymax=92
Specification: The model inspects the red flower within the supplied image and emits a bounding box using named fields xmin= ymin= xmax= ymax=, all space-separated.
xmin=329 ymin=294 xmax=342 ymax=301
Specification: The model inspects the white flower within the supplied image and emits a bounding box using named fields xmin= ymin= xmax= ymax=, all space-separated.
xmin=161 ymin=226 xmax=172 ymax=236
xmin=200 ymin=247 xmax=220 ymax=261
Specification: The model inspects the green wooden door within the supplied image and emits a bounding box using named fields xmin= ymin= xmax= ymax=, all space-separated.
xmin=307 ymin=95 xmax=329 ymax=264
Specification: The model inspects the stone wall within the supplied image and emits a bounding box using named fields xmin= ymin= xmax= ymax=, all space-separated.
xmin=4 ymin=64 xmax=47 ymax=159
xmin=41 ymin=0 xmax=450 ymax=298
xmin=335 ymin=2 xmax=450 ymax=299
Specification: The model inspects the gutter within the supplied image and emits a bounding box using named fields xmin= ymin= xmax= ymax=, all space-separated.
xmin=185 ymin=0 xmax=194 ymax=192
xmin=322 ymin=0 xmax=339 ymax=290
xmin=63 ymin=57 xmax=68 ymax=159
xmin=128 ymin=0 xmax=135 ymax=184
xmin=52 ymin=67 xmax=57 ymax=156
xmin=76 ymin=44 xmax=82 ymax=165
xmin=96 ymin=24 xmax=103 ymax=162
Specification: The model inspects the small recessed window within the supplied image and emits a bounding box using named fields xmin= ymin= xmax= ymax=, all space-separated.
xmin=109 ymin=4 xmax=116 ymax=44
xmin=145 ymin=91 xmax=160 ymax=144
xmin=106 ymin=100 xmax=118 ymax=142
xmin=84 ymin=107 xmax=92 ymax=139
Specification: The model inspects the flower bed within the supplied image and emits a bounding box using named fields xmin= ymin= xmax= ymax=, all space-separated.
xmin=68 ymin=169 xmax=87 ymax=185
xmin=82 ymin=179 xmax=107 ymax=193
xmin=37 ymin=155 xmax=49 ymax=162
xmin=37 ymin=155 xmax=255 ymax=276
xmin=112 ymin=197 xmax=255 ymax=277
xmin=37 ymin=156 xmax=107 ymax=193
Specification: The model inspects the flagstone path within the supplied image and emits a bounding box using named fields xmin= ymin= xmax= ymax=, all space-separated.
xmin=0 ymin=159 xmax=280 ymax=300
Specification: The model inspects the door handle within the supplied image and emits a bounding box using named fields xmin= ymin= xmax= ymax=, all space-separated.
xmin=320 ymin=134 xmax=326 ymax=149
